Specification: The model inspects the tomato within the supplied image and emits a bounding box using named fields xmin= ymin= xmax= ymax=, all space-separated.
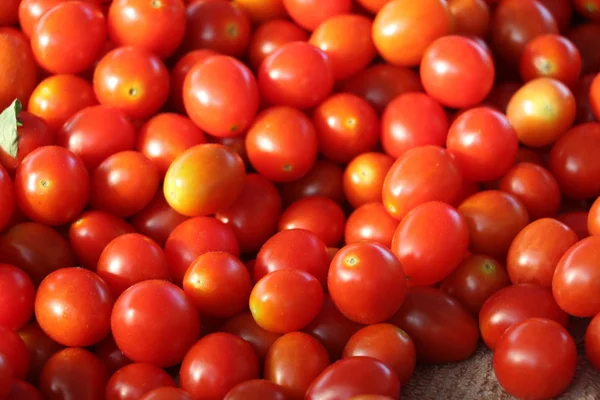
xmin=0 ymin=326 xmax=30 ymax=379
xmin=447 ymin=0 xmax=490 ymax=37
xmin=164 ymin=216 xmax=240 ymax=284
xmin=343 ymin=323 xmax=416 ymax=385
xmin=589 ymin=196 xmax=600 ymax=236
xmin=18 ymin=321 xmax=63 ymax=384
xmin=447 ymin=107 xmax=519 ymax=182
xmin=573 ymin=0 xmax=600 ymax=20
xmin=520 ymin=34 xmax=582 ymax=87
xmin=0 ymin=28 xmax=37 ymax=112
xmin=0 ymin=165 xmax=14 ymax=233
xmin=137 ymin=113 xmax=207 ymax=178
xmin=494 ymin=318 xmax=577 ymax=399
xmin=94 ymin=335 xmax=132 ymax=376
xmin=93 ymin=46 xmax=170 ymax=120
xmin=264 ymin=332 xmax=330 ymax=400
xmin=342 ymin=63 xmax=423 ymax=115
xmin=169 ymin=49 xmax=216 ymax=113
xmin=343 ymin=152 xmax=393 ymax=209
xmin=140 ymin=387 xmax=191 ymax=400
xmin=105 ymin=363 xmax=176 ymax=400
xmin=0 ymin=0 xmax=20 ymax=26
xmin=6 ymin=380 xmax=44 ymax=400
xmin=246 ymin=107 xmax=319 ymax=182
xmin=591 ymin=72 xmax=600 ymax=120
xmin=553 ymin=236 xmax=600 ymax=317
xmin=31 ymin=1 xmax=106 ymax=74
xmin=182 ymin=0 xmax=251 ymax=58
xmin=382 ymin=146 xmax=463 ymax=220
xmin=568 ymin=23 xmax=600 ymax=75
xmin=281 ymin=160 xmax=345 ymax=206
xmin=557 ymin=210 xmax=589 ymax=240
xmin=483 ymin=81 xmax=521 ymax=113
xmin=585 ymin=313 xmax=600 ymax=371
xmin=389 ymin=286 xmax=478 ymax=363
xmin=250 ymin=269 xmax=324 ymax=333
xmin=225 ymin=379 xmax=288 ymax=400
xmin=305 ymin=357 xmax=400 ymax=400
xmin=328 ymin=241 xmax=406 ymax=324
xmin=130 ymin=194 xmax=186 ymax=250
xmin=210 ymin=134 xmax=251 ymax=168
xmin=0 ymin=264 xmax=35 ymax=331
xmin=247 ymin=19 xmax=308 ymax=70
xmin=18 ymin=0 xmax=64 ymax=38
xmin=458 ymin=190 xmax=529 ymax=259
xmin=233 ymin=0 xmax=286 ymax=24
xmin=345 ymin=202 xmax=398 ymax=249
xmin=282 ymin=0 xmax=351 ymax=31
xmin=549 ymin=122 xmax=600 ymax=199
xmin=540 ymin=0 xmax=572 ymax=32
xmin=0 ymin=354 xmax=13 ymax=400
xmin=111 ymin=280 xmax=201 ymax=367
xmin=180 ymin=332 xmax=260 ymax=399
xmin=220 ymin=312 xmax=282 ymax=363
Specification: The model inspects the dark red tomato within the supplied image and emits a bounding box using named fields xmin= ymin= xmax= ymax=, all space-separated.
xmin=94 ymin=335 xmax=132 ymax=376
xmin=494 ymin=318 xmax=576 ymax=399
xmin=421 ymin=35 xmax=495 ymax=109
xmin=585 ymin=313 xmax=600 ymax=371
xmin=553 ymin=236 xmax=600 ymax=317
xmin=458 ymin=190 xmax=529 ymax=259
xmin=31 ymin=1 xmax=106 ymax=74
xmin=539 ymin=0 xmax=572 ymax=32
xmin=225 ymin=379 xmax=288 ymax=400
xmin=210 ymin=134 xmax=250 ymax=168
xmin=140 ymin=387 xmax=191 ymax=400
xmin=381 ymin=92 xmax=448 ymax=159
xmin=111 ymin=280 xmax=201 ymax=367
xmin=389 ymin=286 xmax=478 ymax=363
xmin=447 ymin=0 xmax=490 ymax=37
xmin=0 ymin=0 xmax=18 ymax=25
xmin=105 ymin=363 xmax=175 ymax=400
xmin=282 ymin=0 xmax=351 ymax=31
xmin=306 ymin=357 xmax=400 ymax=400
xmin=280 ymin=160 xmax=344 ymax=206
xmin=0 ymin=353 xmax=13 ymax=400
xmin=40 ymin=348 xmax=108 ymax=400
xmin=591 ymin=72 xmax=600 ymax=120
xmin=18 ymin=322 xmax=63 ymax=384
xmin=309 ymin=14 xmax=376 ymax=81
xmin=515 ymin=147 xmax=547 ymax=166
xmin=589 ymin=196 xmax=600 ymax=236
xmin=573 ymin=0 xmax=600 ymax=20
xmin=490 ymin=0 xmax=558 ymax=67
xmin=0 ymin=112 xmax=54 ymax=174
xmin=342 ymin=63 xmax=423 ymax=115
xmin=232 ymin=0 xmax=286 ymax=24
xmin=479 ymin=283 xmax=568 ymax=349
xmin=18 ymin=0 xmax=65 ymax=38
xmin=483 ymin=81 xmax=521 ymax=113
xmin=520 ymin=34 xmax=582 ymax=87
xmin=440 ymin=254 xmax=510 ymax=317
xmin=107 ymin=0 xmax=185 ymax=58
xmin=372 ymin=0 xmax=452 ymax=67
xmin=137 ymin=113 xmax=207 ymax=178
xmin=499 ymin=162 xmax=561 ymax=220
xmin=0 ymin=27 xmax=37 ymax=112
xmin=343 ymin=323 xmax=416 ymax=385
xmin=0 ymin=165 xmax=14 ymax=233
xmin=345 ymin=202 xmax=398 ymax=249
xmin=15 ymin=146 xmax=89 ymax=226
xmin=182 ymin=0 xmax=251 ymax=58
xmin=131 ymin=191 xmax=188 ymax=248
xmin=507 ymin=218 xmax=578 ymax=288
xmin=220 ymin=312 xmax=282 ymax=363
xmin=264 ymin=332 xmax=330 ymax=400
xmin=329 ymin=241 xmax=406 ymax=325
xmin=164 ymin=216 xmax=240 ymax=284
xmin=6 ymin=380 xmax=44 ymax=400
xmin=392 ymin=201 xmax=469 ymax=286
xmin=180 ymin=332 xmax=259 ymax=399
xmin=250 ymin=269 xmax=324 ymax=333
xmin=247 ymin=19 xmax=308 ymax=71
xmin=57 ymin=105 xmax=136 ymax=171
xmin=343 ymin=152 xmax=393 ymax=209
xmin=557 ymin=210 xmax=589 ymax=240
xmin=258 ymin=42 xmax=334 ymax=110
xmin=93 ymin=46 xmax=169 ymax=120
xmin=568 ymin=23 xmax=600 ymax=75
xmin=169 ymin=49 xmax=216 ymax=113
xmin=549 ymin=122 xmax=600 ymax=199
xmin=312 ymin=93 xmax=379 ymax=164
xmin=382 ymin=146 xmax=463 ymax=220
xmin=0 ymin=264 xmax=35 ymax=331
xmin=246 ymin=107 xmax=319 ymax=182
xmin=0 ymin=326 xmax=30 ymax=379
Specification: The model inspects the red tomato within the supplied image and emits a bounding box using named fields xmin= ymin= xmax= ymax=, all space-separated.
xmin=220 ymin=312 xmax=282 ymax=364
xmin=343 ymin=152 xmax=393 ymax=209
xmin=591 ymin=72 xmax=600 ymax=120
xmin=140 ymin=387 xmax=191 ymax=400
xmin=382 ymin=145 xmax=463 ymax=220
xmin=567 ymin=23 xmax=600 ymax=75
xmin=18 ymin=322 xmax=63 ymax=384
xmin=557 ymin=210 xmax=590 ymax=240
xmin=224 ymin=379 xmax=288 ymax=400
xmin=0 ymin=264 xmax=35 ymax=331
xmin=111 ymin=280 xmax=201 ymax=367
xmin=6 ymin=380 xmax=44 ymax=400
xmin=94 ymin=335 xmax=132 ymax=376
xmin=305 ymin=357 xmax=400 ymax=400
xmin=585 ymin=313 xmax=600 ymax=371
xmin=179 ymin=332 xmax=259 ymax=399
xmin=168 ymin=49 xmax=217 ymax=113
xmin=250 ymin=269 xmax=324 ymax=333
xmin=282 ymin=0 xmax=351 ymax=31
xmin=345 ymin=202 xmax=398 ymax=249
xmin=328 ymin=241 xmax=406 ymax=324
xmin=0 ymin=326 xmax=30 ymax=379
xmin=0 ymin=355 xmax=13 ymax=398
xmin=281 ymin=160 xmax=345 ymax=206
xmin=0 ymin=28 xmax=37 ymax=112
xmin=264 ymin=332 xmax=330 ymax=400
xmin=233 ymin=0 xmax=286 ymax=24
xmin=484 ymin=81 xmax=521 ymax=113
xmin=589 ymin=196 xmax=600 ymax=236
xmin=0 ymin=165 xmax=14 ymax=233
xmin=539 ymin=0 xmax=572 ymax=32
xmin=447 ymin=0 xmax=491 ymax=37
xmin=520 ymin=34 xmax=582 ymax=87
xmin=389 ymin=286 xmax=479 ymax=363
xmin=105 ymin=363 xmax=175 ymax=400
xmin=573 ymin=0 xmax=600 ymax=20
xmin=494 ymin=318 xmax=576 ymax=399
xmin=18 ymin=0 xmax=64 ymax=38
xmin=247 ymin=19 xmax=308 ymax=70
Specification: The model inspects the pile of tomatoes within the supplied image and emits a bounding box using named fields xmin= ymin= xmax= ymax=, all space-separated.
xmin=0 ymin=0 xmax=599 ymax=399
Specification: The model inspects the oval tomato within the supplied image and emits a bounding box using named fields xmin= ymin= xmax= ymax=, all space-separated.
xmin=280 ymin=160 xmax=344 ymax=206
xmin=585 ymin=313 xmax=600 ymax=371
xmin=282 ymin=0 xmax=351 ymax=31
xmin=345 ymin=202 xmax=398 ymax=249
xmin=224 ymin=379 xmax=288 ymax=400
xmin=247 ymin=19 xmax=308 ymax=70
xmin=105 ymin=363 xmax=175 ymax=400
xmin=220 ymin=312 xmax=282 ymax=364
xmin=343 ymin=152 xmax=394 ymax=209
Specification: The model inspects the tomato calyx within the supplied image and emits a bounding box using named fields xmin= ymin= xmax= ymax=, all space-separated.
xmin=0 ymin=99 xmax=22 ymax=158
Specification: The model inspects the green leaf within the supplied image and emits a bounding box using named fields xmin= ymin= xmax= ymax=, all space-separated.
xmin=0 ymin=99 xmax=22 ymax=158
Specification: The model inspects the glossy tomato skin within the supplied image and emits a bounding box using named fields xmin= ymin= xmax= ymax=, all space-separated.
xmin=0 ymin=165 xmax=14 ymax=233
xmin=18 ymin=0 xmax=66 ymax=38
xmin=585 ymin=313 xmax=600 ymax=371
xmin=343 ymin=152 xmax=393 ymax=209
xmin=0 ymin=28 xmax=37 ymax=112
xmin=0 ymin=353 xmax=13 ymax=399
xmin=140 ymin=387 xmax=191 ymax=400
xmin=345 ymin=202 xmax=398 ymax=249
xmin=494 ymin=318 xmax=577 ymax=399
xmin=183 ymin=55 xmax=259 ymax=138
xmin=111 ymin=280 xmax=201 ymax=368
xmin=247 ymin=19 xmax=308 ymax=70
xmin=6 ymin=380 xmax=44 ymax=400
xmin=557 ymin=210 xmax=589 ymax=240
xmin=589 ymin=196 xmax=600 ymax=236
xmin=168 ymin=49 xmax=217 ymax=113
xmin=282 ymin=0 xmax=351 ymax=31
xmin=94 ymin=335 xmax=132 ymax=376
xmin=105 ymin=363 xmax=176 ymax=400
xmin=0 ymin=264 xmax=35 ymax=331
xmin=590 ymin=73 xmax=600 ymax=120
xmin=31 ymin=1 xmax=107 ymax=74
xmin=520 ymin=34 xmax=582 ymax=87
xmin=447 ymin=0 xmax=491 ymax=36
xmin=220 ymin=312 xmax=282 ymax=364
xmin=0 ymin=326 xmax=30 ymax=379
xmin=179 ymin=332 xmax=260 ymax=400
xmin=305 ymin=357 xmax=400 ymax=400
xmin=233 ymin=0 xmax=286 ymax=24
xmin=224 ymin=379 xmax=288 ymax=400
xmin=540 ymin=0 xmax=572 ymax=32
xmin=281 ymin=160 xmax=344 ymax=206
xmin=18 ymin=324 xmax=63 ymax=384
xmin=328 ymin=241 xmax=406 ymax=325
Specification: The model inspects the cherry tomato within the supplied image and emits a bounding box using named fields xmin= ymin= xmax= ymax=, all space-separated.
xmin=567 ymin=23 xmax=600 ymax=75
xmin=494 ymin=318 xmax=576 ymax=399
xmin=168 ymin=49 xmax=217 ymax=113
xmin=589 ymin=196 xmax=600 ymax=236
xmin=540 ymin=0 xmax=572 ymax=32
xmin=247 ymin=19 xmax=308 ymax=70
xmin=0 ymin=165 xmax=14 ymax=233
xmin=6 ymin=380 xmax=44 ymax=400
xmin=224 ymin=379 xmax=288 ymax=400
xmin=220 ymin=312 xmax=282 ymax=364
xmin=282 ymin=0 xmax=351 ymax=31
xmin=233 ymin=0 xmax=286 ymax=24
xmin=447 ymin=0 xmax=491 ymax=37
xmin=94 ymin=335 xmax=132 ymax=376
xmin=18 ymin=0 xmax=64 ymax=38
xmin=281 ymin=160 xmax=344 ymax=206
xmin=343 ymin=152 xmax=394 ymax=209
xmin=0 ymin=326 xmax=30 ymax=379
xmin=573 ymin=0 xmax=600 ymax=20
xmin=0 ymin=357 xmax=13 ymax=400
xmin=18 ymin=322 xmax=62 ymax=384
xmin=345 ymin=202 xmax=398 ymax=249
xmin=0 ymin=264 xmax=35 ymax=331
xmin=140 ymin=387 xmax=191 ymax=400
xmin=557 ymin=210 xmax=589 ymax=240
xmin=0 ymin=28 xmax=37 ymax=112
xmin=591 ymin=72 xmax=600 ymax=120
xmin=520 ymin=34 xmax=582 ymax=87
xmin=105 ymin=363 xmax=176 ymax=400
xmin=585 ymin=313 xmax=600 ymax=371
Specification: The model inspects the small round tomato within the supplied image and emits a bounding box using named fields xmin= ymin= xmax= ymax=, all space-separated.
xmin=247 ymin=19 xmax=308 ymax=70
xmin=585 ymin=313 xmax=600 ymax=371
xmin=520 ymin=34 xmax=582 ymax=87
xmin=328 ymin=241 xmax=406 ymax=325
xmin=140 ymin=387 xmax=191 ymax=400
xmin=573 ymin=0 xmax=600 ymax=20
xmin=478 ymin=283 xmax=568 ymax=349
xmin=17 ymin=321 xmax=63 ymax=384
xmin=343 ymin=152 xmax=393 ymax=209
xmin=220 ymin=312 xmax=282 ymax=363
xmin=0 ymin=28 xmax=37 ymax=112
xmin=557 ymin=210 xmax=589 ymax=240
xmin=111 ymin=280 xmax=201 ymax=367
xmin=0 ymin=264 xmax=36 ymax=331
xmin=382 ymin=146 xmax=463 ymax=220
xmin=31 ymin=1 xmax=106 ymax=74
xmin=447 ymin=0 xmax=490 ymax=37
xmin=540 ymin=0 xmax=572 ymax=32
xmin=106 ymin=363 xmax=175 ymax=400
xmin=282 ymin=0 xmax=351 ymax=31
xmin=567 ymin=23 xmax=600 ymax=75
xmin=233 ymin=0 xmax=286 ymax=24
xmin=591 ymin=72 xmax=600 ymax=120
xmin=94 ymin=46 xmax=169 ymax=120
xmin=589 ymin=196 xmax=600 ymax=236
xmin=246 ymin=107 xmax=319 ymax=182
xmin=0 ymin=165 xmax=14 ymax=232
xmin=0 ymin=326 xmax=29 ymax=380
xmin=280 ymin=160 xmax=344 ymax=206
xmin=168 ymin=49 xmax=217 ymax=113
xmin=6 ymin=380 xmax=44 ymax=400
xmin=494 ymin=318 xmax=576 ymax=399
xmin=225 ymin=379 xmax=288 ymax=400
xmin=264 ymin=332 xmax=330 ymax=399
xmin=18 ymin=0 xmax=64 ymax=38
xmin=250 ymin=269 xmax=324 ymax=333
xmin=93 ymin=335 xmax=131 ymax=376
xmin=15 ymin=146 xmax=89 ymax=226
xmin=164 ymin=144 xmax=245 ymax=217
xmin=345 ymin=202 xmax=398 ymax=249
